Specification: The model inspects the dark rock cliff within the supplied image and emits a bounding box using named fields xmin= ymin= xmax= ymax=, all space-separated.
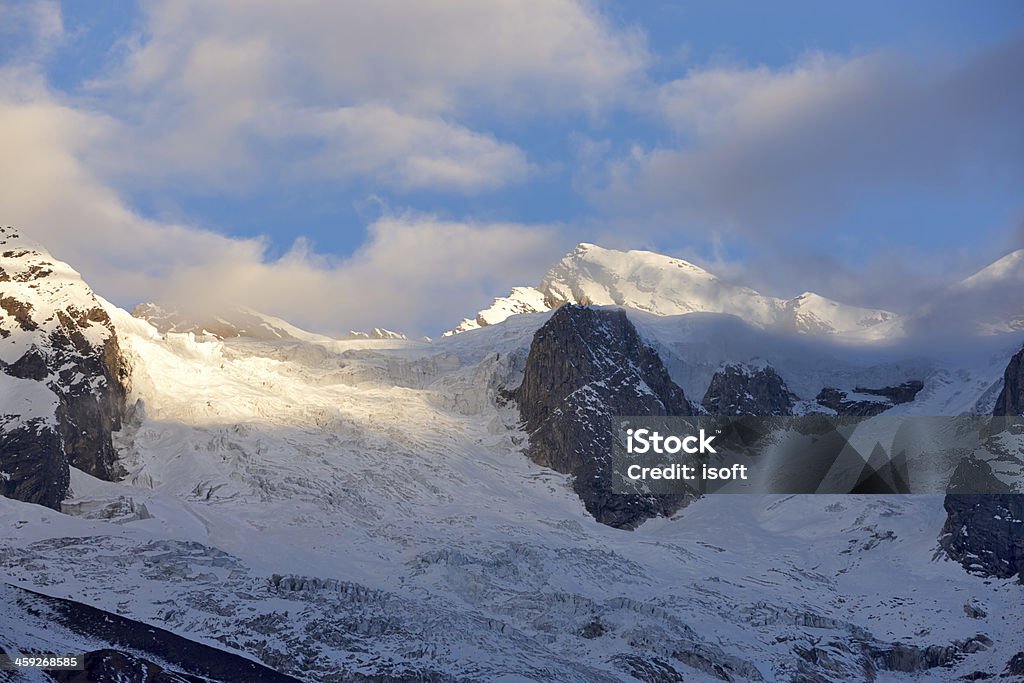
xmin=0 ymin=417 xmax=67 ymax=509
xmin=940 ymin=459 xmax=1022 ymax=580
xmin=941 ymin=345 xmax=1024 ymax=581
xmin=815 ymin=380 xmax=924 ymax=417
xmin=0 ymin=227 xmax=128 ymax=509
xmin=513 ymin=304 xmax=693 ymax=529
xmin=702 ymin=362 xmax=797 ymax=416
xmin=993 ymin=345 xmax=1024 ymax=417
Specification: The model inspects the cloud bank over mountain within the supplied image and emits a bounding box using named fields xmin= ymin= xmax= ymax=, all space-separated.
xmin=0 ymin=1 xmax=1022 ymax=335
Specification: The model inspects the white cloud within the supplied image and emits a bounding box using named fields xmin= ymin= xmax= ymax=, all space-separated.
xmin=1 ymin=0 xmax=620 ymax=332
xmin=166 ymin=214 xmax=561 ymax=334
xmin=0 ymin=73 xmax=559 ymax=335
xmin=656 ymin=52 xmax=887 ymax=139
xmin=594 ymin=39 xmax=1024 ymax=237
xmin=0 ymin=0 xmax=64 ymax=62
xmin=293 ymin=105 xmax=531 ymax=192
xmin=79 ymin=0 xmax=646 ymax=194
xmin=116 ymin=0 xmax=647 ymax=114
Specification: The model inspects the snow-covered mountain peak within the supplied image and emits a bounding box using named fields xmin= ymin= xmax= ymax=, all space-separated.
xmin=0 ymin=227 xmax=116 ymax=366
xmin=540 ymin=242 xmax=730 ymax=308
xmin=1 ymin=226 xmax=127 ymax=507
xmin=1 ymin=226 xmax=82 ymax=293
xmin=955 ymin=249 xmax=1024 ymax=290
xmin=133 ymin=301 xmax=415 ymax=345
xmin=133 ymin=301 xmax=309 ymax=341
xmin=448 ymin=242 xmax=900 ymax=338
xmin=345 ymin=327 xmax=408 ymax=340
xmin=912 ymin=249 xmax=1024 ymax=335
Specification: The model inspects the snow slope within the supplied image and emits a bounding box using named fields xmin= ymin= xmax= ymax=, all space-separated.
xmin=914 ymin=249 xmax=1024 ymax=335
xmin=1 ymin=295 xmax=1022 ymax=680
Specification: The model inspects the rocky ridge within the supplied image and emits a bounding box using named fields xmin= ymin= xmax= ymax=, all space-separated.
xmin=941 ymin=345 xmax=1024 ymax=582
xmin=815 ymin=381 xmax=925 ymax=416
xmin=993 ymin=345 xmax=1024 ymax=417
xmin=512 ymin=304 xmax=694 ymax=529
xmin=701 ymin=362 xmax=798 ymax=416
xmin=0 ymin=226 xmax=127 ymax=508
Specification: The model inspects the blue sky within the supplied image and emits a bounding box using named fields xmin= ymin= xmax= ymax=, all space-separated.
xmin=1 ymin=1 xmax=1022 ymax=335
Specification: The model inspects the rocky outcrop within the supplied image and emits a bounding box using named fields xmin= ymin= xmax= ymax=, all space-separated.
xmin=0 ymin=416 xmax=66 ymax=509
xmin=0 ymin=227 xmax=127 ymax=508
xmin=512 ymin=304 xmax=693 ymax=529
xmin=940 ymin=458 xmax=1024 ymax=581
xmin=790 ymin=633 xmax=996 ymax=681
xmin=51 ymin=649 xmax=209 ymax=683
xmin=51 ymin=307 xmax=126 ymax=481
xmin=815 ymin=380 xmax=924 ymax=416
xmin=1006 ymin=652 xmax=1024 ymax=677
xmin=993 ymin=345 xmax=1024 ymax=416
xmin=702 ymin=362 xmax=797 ymax=416
xmin=865 ymin=634 xmax=994 ymax=675
xmin=941 ymin=346 xmax=1024 ymax=581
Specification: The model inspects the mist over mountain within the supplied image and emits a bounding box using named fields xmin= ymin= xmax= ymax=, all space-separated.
xmin=448 ymin=241 xmax=1024 ymax=346
xmin=449 ymin=243 xmax=901 ymax=338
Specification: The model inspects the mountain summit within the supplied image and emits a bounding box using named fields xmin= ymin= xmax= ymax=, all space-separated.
xmin=0 ymin=226 xmax=127 ymax=507
xmin=447 ymin=243 xmax=899 ymax=338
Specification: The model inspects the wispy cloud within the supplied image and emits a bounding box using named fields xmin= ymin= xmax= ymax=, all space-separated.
xmin=78 ymin=0 xmax=647 ymax=195
xmin=0 ymin=0 xmax=635 ymax=334
xmin=593 ymin=37 xmax=1024 ymax=239
xmin=0 ymin=0 xmax=63 ymax=63
xmin=2 ymin=0 xmax=1022 ymax=334
xmin=0 ymin=72 xmax=560 ymax=335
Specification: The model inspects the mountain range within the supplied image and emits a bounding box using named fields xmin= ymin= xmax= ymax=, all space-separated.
xmin=2 ymin=226 xmax=1023 ymax=682
xmin=448 ymin=242 xmax=1024 ymax=341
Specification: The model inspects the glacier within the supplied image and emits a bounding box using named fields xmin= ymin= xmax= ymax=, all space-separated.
xmin=1 ymin=233 xmax=1023 ymax=681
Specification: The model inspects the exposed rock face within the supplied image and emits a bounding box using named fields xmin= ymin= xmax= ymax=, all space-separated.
xmin=864 ymin=634 xmax=994 ymax=674
xmin=0 ymin=415 xmax=66 ymax=509
xmin=941 ymin=347 xmax=1024 ymax=581
xmin=0 ymin=227 xmax=127 ymax=508
xmin=993 ymin=345 xmax=1024 ymax=416
xmin=701 ymin=362 xmax=797 ymax=416
xmin=51 ymin=649 xmax=206 ymax=683
xmin=513 ymin=304 xmax=693 ymax=529
xmin=940 ymin=457 xmax=1024 ymax=581
xmin=1006 ymin=652 xmax=1024 ymax=676
xmin=942 ymin=490 xmax=1024 ymax=580
xmin=815 ymin=380 xmax=924 ymax=416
